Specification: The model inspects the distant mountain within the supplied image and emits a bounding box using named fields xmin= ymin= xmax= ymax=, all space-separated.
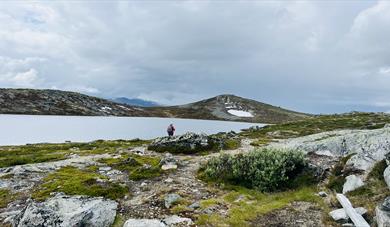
xmin=112 ymin=97 xmax=159 ymax=107
xmin=0 ymin=89 xmax=310 ymax=123
xmin=0 ymin=88 xmax=152 ymax=117
xmin=144 ymin=94 xmax=310 ymax=123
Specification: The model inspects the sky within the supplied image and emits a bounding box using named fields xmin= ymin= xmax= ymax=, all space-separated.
xmin=1 ymin=0 xmax=390 ymax=114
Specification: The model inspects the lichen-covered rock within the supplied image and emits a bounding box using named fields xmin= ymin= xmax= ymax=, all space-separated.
xmin=163 ymin=215 xmax=193 ymax=226
xmin=12 ymin=194 xmax=117 ymax=227
xmin=342 ymin=175 xmax=365 ymax=194
xmin=123 ymin=219 xmax=166 ymax=227
xmin=148 ymin=132 xmax=211 ymax=153
xmin=164 ymin=193 xmax=182 ymax=208
xmin=267 ymin=126 xmax=390 ymax=174
xmin=376 ymin=197 xmax=390 ymax=227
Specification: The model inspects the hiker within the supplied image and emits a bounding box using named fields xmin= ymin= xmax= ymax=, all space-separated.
xmin=167 ymin=124 xmax=175 ymax=137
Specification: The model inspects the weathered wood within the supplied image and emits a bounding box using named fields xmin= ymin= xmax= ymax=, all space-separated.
xmin=336 ymin=193 xmax=370 ymax=227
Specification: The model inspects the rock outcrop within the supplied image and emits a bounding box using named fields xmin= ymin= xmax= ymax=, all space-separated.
xmin=268 ymin=126 xmax=390 ymax=173
xmin=148 ymin=132 xmax=211 ymax=153
xmin=342 ymin=175 xmax=365 ymax=194
xmin=12 ymin=194 xmax=118 ymax=227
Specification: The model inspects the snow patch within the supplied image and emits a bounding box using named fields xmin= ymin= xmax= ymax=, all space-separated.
xmin=101 ymin=106 xmax=112 ymax=111
xmin=227 ymin=109 xmax=253 ymax=117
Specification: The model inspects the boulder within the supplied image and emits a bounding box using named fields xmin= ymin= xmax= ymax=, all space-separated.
xmin=13 ymin=194 xmax=117 ymax=227
xmin=163 ymin=215 xmax=193 ymax=226
xmin=267 ymin=127 xmax=390 ymax=174
xmin=161 ymin=164 xmax=177 ymax=171
xmin=164 ymin=194 xmax=182 ymax=208
xmin=376 ymin=198 xmax=390 ymax=227
xmin=123 ymin=219 xmax=166 ymax=227
xmin=384 ymin=166 xmax=390 ymax=189
xmin=329 ymin=207 xmax=367 ymax=221
xmin=342 ymin=175 xmax=365 ymax=194
xmin=148 ymin=132 xmax=211 ymax=153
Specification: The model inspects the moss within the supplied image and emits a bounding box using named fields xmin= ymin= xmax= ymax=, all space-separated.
xmin=0 ymin=139 xmax=150 ymax=168
xmin=195 ymin=186 xmax=322 ymax=226
xmin=0 ymin=189 xmax=16 ymax=208
xmin=98 ymin=154 xmax=162 ymax=181
xmin=111 ymin=214 xmax=126 ymax=227
xmin=250 ymin=138 xmax=274 ymax=147
xmin=222 ymin=139 xmax=240 ymax=150
xmin=0 ymin=173 xmax=14 ymax=179
xmin=32 ymin=166 xmax=128 ymax=201
xmin=200 ymin=198 xmax=220 ymax=209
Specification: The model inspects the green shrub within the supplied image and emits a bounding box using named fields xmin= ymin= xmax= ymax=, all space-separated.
xmin=202 ymin=148 xmax=307 ymax=192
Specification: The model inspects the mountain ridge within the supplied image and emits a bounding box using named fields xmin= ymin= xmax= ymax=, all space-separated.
xmin=0 ymin=88 xmax=309 ymax=123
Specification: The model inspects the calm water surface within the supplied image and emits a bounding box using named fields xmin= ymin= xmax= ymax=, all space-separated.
xmin=0 ymin=115 xmax=265 ymax=146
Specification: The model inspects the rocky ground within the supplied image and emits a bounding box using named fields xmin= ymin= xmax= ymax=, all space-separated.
xmin=1 ymin=113 xmax=390 ymax=226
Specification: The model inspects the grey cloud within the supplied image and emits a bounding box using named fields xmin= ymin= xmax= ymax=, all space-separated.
xmin=0 ymin=1 xmax=389 ymax=113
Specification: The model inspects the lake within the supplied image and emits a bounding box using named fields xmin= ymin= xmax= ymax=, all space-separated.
xmin=0 ymin=115 xmax=265 ymax=146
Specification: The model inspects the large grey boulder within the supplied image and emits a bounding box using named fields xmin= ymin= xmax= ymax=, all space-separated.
xmin=148 ymin=132 xmax=211 ymax=153
xmin=342 ymin=175 xmax=365 ymax=194
xmin=267 ymin=126 xmax=390 ymax=174
xmin=376 ymin=197 xmax=390 ymax=227
xmin=13 ymin=194 xmax=117 ymax=227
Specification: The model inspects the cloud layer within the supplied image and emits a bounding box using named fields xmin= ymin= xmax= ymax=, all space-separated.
xmin=0 ymin=1 xmax=389 ymax=113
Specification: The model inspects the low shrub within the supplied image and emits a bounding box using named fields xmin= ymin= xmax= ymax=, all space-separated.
xmin=201 ymin=148 xmax=307 ymax=192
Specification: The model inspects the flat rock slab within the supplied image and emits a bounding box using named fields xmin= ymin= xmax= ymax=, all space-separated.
xmin=13 ymin=194 xmax=117 ymax=227
xmin=329 ymin=207 xmax=367 ymax=221
xmin=123 ymin=219 xmax=166 ymax=227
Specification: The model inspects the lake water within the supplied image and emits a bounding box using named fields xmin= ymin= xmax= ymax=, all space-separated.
xmin=0 ymin=115 xmax=265 ymax=146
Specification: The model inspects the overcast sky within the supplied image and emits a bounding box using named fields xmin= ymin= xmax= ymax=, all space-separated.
xmin=1 ymin=1 xmax=390 ymax=114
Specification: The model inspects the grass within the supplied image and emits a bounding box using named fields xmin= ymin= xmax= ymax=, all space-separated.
xmin=98 ymin=154 xmax=162 ymax=180
xmin=0 ymin=139 xmax=149 ymax=168
xmin=326 ymin=153 xmax=356 ymax=192
xmin=0 ymin=189 xmax=17 ymax=208
xmin=32 ymin=166 xmax=128 ymax=201
xmin=195 ymin=185 xmax=323 ymax=227
xmin=345 ymin=160 xmax=390 ymax=224
xmin=241 ymin=112 xmax=390 ymax=140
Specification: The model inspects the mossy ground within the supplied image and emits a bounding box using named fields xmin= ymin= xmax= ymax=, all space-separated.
xmin=0 ymin=189 xmax=18 ymax=208
xmin=98 ymin=154 xmax=162 ymax=180
xmin=345 ymin=160 xmax=390 ymax=223
xmin=32 ymin=166 xmax=128 ymax=201
xmin=242 ymin=112 xmax=390 ymax=140
xmin=0 ymin=139 xmax=149 ymax=168
xmin=195 ymin=185 xmax=323 ymax=226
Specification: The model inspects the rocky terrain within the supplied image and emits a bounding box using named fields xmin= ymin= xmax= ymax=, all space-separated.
xmin=146 ymin=94 xmax=309 ymax=123
xmin=0 ymin=113 xmax=390 ymax=226
xmin=0 ymin=88 xmax=309 ymax=123
xmin=0 ymin=88 xmax=150 ymax=117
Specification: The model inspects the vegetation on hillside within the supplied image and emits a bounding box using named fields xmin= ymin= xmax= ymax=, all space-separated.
xmin=0 ymin=139 xmax=149 ymax=168
xmin=243 ymin=112 xmax=390 ymax=145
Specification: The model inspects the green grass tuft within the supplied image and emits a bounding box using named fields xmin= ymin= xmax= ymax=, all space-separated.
xmin=32 ymin=166 xmax=128 ymax=201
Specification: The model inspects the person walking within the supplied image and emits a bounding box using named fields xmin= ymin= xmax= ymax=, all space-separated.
xmin=167 ymin=124 xmax=175 ymax=137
